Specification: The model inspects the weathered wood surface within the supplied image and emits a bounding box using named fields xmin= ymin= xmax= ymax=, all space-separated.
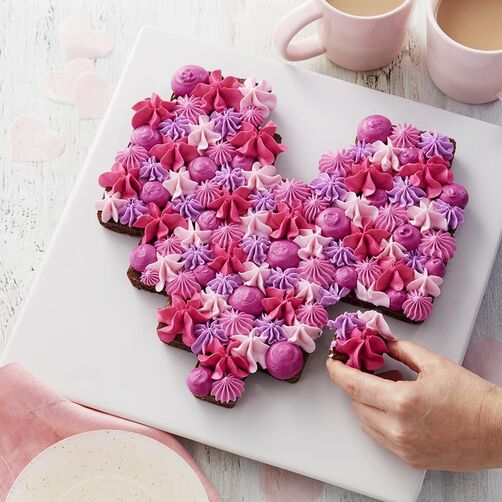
xmin=1 ymin=1 xmax=501 ymax=500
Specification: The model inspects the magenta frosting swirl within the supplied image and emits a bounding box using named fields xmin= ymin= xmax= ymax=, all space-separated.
xmin=155 ymin=236 xmax=183 ymax=256
xmin=241 ymin=235 xmax=271 ymax=264
xmin=302 ymin=194 xmax=329 ymax=223
xmin=174 ymin=95 xmax=206 ymax=123
xmin=418 ymin=131 xmax=454 ymax=161
xmin=374 ymin=203 xmax=409 ymax=233
xmin=310 ymin=174 xmax=348 ymax=202
xmin=389 ymin=123 xmax=420 ymax=148
xmin=211 ymin=223 xmax=244 ymax=249
xmin=274 ymin=179 xmax=311 ymax=208
xmin=318 ymin=150 xmax=352 ymax=176
xmin=240 ymin=105 xmax=266 ymax=127
xmin=165 ymin=270 xmax=200 ymax=299
xmin=115 ymin=145 xmax=149 ymax=170
xmin=402 ymin=291 xmax=433 ymax=321
xmin=298 ymin=258 xmax=336 ymax=288
xmin=208 ymin=273 xmax=242 ymax=296
xmin=295 ymin=302 xmax=328 ymax=329
xmin=418 ymin=230 xmax=456 ymax=261
xmin=194 ymin=181 xmax=222 ymax=207
xmin=210 ymin=375 xmax=245 ymax=404
xmin=354 ymin=258 xmax=382 ymax=288
xmin=218 ymin=308 xmax=255 ymax=337
xmin=206 ymin=141 xmax=236 ymax=165
xmin=140 ymin=268 xmax=159 ymax=287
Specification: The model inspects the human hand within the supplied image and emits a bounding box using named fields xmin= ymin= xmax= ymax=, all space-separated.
xmin=326 ymin=340 xmax=502 ymax=471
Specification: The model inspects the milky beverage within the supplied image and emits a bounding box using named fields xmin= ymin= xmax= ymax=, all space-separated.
xmin=436 ymin=0 xmax=502 ymax=51
xmin=326 ymin=0 xmax=405 ymax=16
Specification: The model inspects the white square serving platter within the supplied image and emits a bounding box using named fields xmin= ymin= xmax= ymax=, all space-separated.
xmin=3 ymin=27 xmax=502 ymax=502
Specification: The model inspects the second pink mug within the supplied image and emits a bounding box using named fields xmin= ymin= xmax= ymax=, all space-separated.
xmin=273 ymin=0 xmax=416 ymax=71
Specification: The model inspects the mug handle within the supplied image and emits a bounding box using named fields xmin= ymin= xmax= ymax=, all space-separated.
xmin=273 ymin=0 xmax=326 ymax=62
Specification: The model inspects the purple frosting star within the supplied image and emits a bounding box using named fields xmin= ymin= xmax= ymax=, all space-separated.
xmin=207 ymin=273 xmax=242 ymax=296
xmin=310 ymin=173 xmax=348 ymax=202
xmin=317 ymin=284 xmax=350 ymax=307
xmin=432 ymin=199 xmax=464 ymax=230
xmin=418 ymin=131 xmax=454 ymax=161
xmin=241 ymin=235 xmax=271 ymax=264
xmin=183 ymin=245 xmax=213 ymax=270
xmin=213 ymin=165 xmax=244 ymax=190
xmin=387 ymin=177 xmax=426 ymax=207
xmin=254 ymin=315 xmax=286 ymax=344
xmin=118 ymin=198 xmax=149 ymax=226
xmin=191 ymin=321 xmax=229 ymax=355
xmin=210 ymin=108 xmax=242 ymax=138
xmin=158 ymin=116 xmax=191 ymax=141
xmin=327 ymin=312 xmax=365 ymax=341
xmin=139 ymin=156 xmax=169 ymax=183
xmin=324 ymin=240 xmax=357 ymax=267
xmin=249 ymin=191 xmax=276 ymax=211
xmin=403 ymin=249 xmax=428 ymax=273
xmin=171 ymin=194 xmax=204 ymax=220
xmin=347 ymin=140 xmax=375 ymax=163
xmin=267 ymin=267 xmax=299 ymax=291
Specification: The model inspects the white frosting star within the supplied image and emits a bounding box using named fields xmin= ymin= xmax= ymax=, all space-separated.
xmin=146 ymin=253 xmax=184 ymax=292
xmin=407 ymin=199 xmax=448 ymax=232
xmin=239 ymin=78 xmax=277 ymax=114
xmin=200 ymin=290 xmax=228 ymax=319
xmin=282 ymin=322 xmax=322 ymax=354
xmin=162 ymin=167 xmax=197 ymax=199
xmin=188 ymin=115 xmax=221 ymax=152
xmin=337 ymin=192 xmax=378 ymax=227
xmin=242 ymin=162 xmax=282 ymax=192
xmin=295 ymin=280 xmax=321 ymax=304
xmin=241 ymin=210 xmax=272 ymax=237
xmin=407 ymin=269 xmax=443 ymax=297
xmin=359 ymin=311 xmax=396 ymax=340
xmin=239 ymin=261 xmax=270 ymax=294
xmin=370 ymin=139 xmax=402 ymax=172
xmin=95 ymin=191 xmax=127 ymax=223
xmin=293 ymin=227 xmax=332 ymax=260
xmin=174 ymin=220 xmax=212 ymax=249
xmin=231 ymin=331 xmax=270 ymax=373
xmin=377 ymin=236 xmax=406 ymax=261
xmin=355 ymin=281 xmax=390 ymax=308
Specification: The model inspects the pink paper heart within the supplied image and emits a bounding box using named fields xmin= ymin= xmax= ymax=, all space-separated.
xmin=58 ymin=16 xmax=113 ymax=60
xmin=40 ymin=58 xmax=96 ymax=104
xmin=9 ymin=114 xmax=65 ymax=162
xmin=75 ymin=72 xmax=113 ymax=119
xmin=463 ymin=336 xmax=502 ymax=386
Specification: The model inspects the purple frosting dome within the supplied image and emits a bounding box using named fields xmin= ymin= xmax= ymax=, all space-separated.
xmin=265 ymin=342 xmax=304 ymax=381
xmin=186 ymin=367 xmax=213 ymax=397
xmin=228 ymin=286 xmax=265 ymax=316
xmin=130 ymin=244 xmax=157 ymax=272
xmin=131 ymin=126 xmax=162 ymax=150
xmin=171 ymin=64 xmax=209 ymax=96
xmin=357 ymin=115 xmax=392 ymax=144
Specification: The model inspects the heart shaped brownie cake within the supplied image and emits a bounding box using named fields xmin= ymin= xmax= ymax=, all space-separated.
xmin=95 ymin=65 xmax=468 ymax=407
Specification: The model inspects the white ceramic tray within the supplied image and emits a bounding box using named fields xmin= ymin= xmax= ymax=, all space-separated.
xmin=3 ymin=28 xmax=502 ymax=502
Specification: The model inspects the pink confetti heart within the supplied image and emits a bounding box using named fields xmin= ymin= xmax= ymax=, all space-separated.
xmin=58 ymin=16 xmax=113 ymax=60
xmin=463 ymin=336 xmax=502 ymax=386
xmin=259 ymin=465 xmax=324 ymax=502
xmin=75 ymin=72 xmax=113 ymax=119
xmin=9 ymin=114 xmax=65 ymax=162
xmin=40 ymin=58 xmax=96 ymax=104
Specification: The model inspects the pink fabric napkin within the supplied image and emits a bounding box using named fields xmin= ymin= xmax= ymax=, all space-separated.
xmin=0 ymin=363 xmax=221 ymax=501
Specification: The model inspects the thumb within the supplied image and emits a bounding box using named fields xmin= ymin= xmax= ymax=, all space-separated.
xmin=387 ymin=340 xmax=440 ymax=373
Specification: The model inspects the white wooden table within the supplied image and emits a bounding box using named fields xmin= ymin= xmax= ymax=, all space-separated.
xmin=1 ymin=1 xmax=501 ymax=500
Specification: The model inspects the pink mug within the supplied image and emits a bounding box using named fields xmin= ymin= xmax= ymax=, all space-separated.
xmin=426 ymin=0 xmax=502 ymax=104
xmin=273 ymin=0 xmax=416 ymax=71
